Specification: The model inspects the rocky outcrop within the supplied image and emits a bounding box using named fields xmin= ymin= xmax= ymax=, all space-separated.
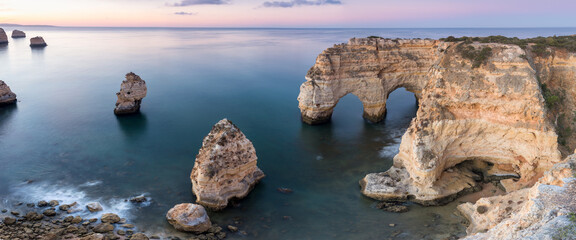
xmin=114 ymin=72 xmax=147 ymax=115
xmin=300 ymin=38 xmax=562 ymax=205
xmin=459 ymin=154 xmax=576 ymax=239
xmin=0 ymin=80 xmax=17 ymax=106
xmin=166 ymin=203 xmax=212 ymax=233
xmin=29 ymin=36 xmax=47 ymax=47
xmin=0 ymin=28 xmax=7 ymax=44
xmin=11 ymin=30 xmax=25 ymax=38
xmin=191 ymin=119 xmax=265 ymax=210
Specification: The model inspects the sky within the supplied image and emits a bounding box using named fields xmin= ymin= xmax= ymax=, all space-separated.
xmin=0 ymin=0 xmax=576 ymax=28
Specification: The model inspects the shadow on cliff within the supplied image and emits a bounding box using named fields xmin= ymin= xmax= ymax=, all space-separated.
xmin=115 ymin=112 xmax=148 ymax=140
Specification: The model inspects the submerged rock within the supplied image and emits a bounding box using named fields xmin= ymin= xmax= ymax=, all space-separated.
xmin=0 ymin=28 xmax=7 ymax=44
xmin=114 ymin=72 xmax=147 ymax=115
xmin=11 ymin=30 xmax=26 ymax=38
xmin=30 ymin=36 xmax=47 ymax=47
xmin=166 ymin=203 xmax=212 ymax=233
xmin=191 ymin=118 xmax=265 ymax=210
xmin=0 ymin=80 xmax=17 ymax=105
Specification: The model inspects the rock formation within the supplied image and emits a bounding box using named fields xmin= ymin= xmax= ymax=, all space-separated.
xmin=0 ymin=28 xmax=7 ymax=44
xmin=0 ymin=80 xmax=17 ymax=106
xmin=114 ymin=72 xmax=147 ymax=115
xmin=166 ymin=203 xmax=212 ymax=233
xmin=459 ymin=153 xmax=576 ymax=239
xmin=191 ymin=119 xmax=265 ymax=210
xmin=299 ymin=38 xmax=562 ymax=205
xmin=29 ymin=36 xmax=47 ymax=47
xmin=11 ymin=30 xmax=25 ymax=38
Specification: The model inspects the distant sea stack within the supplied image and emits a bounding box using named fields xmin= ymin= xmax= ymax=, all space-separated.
xmin=0 ymin=80 xmax=17 ymax=105
xmin=114 ymin=72 xmax=147 ymax=115
xmin=0 ymin=28 xmax=8 ymax=44
xmin=191 ymin=119 xmax=265 ymax=210
xmin=30 ymin=36 xmax=47 ymax=47
xmin=11 ymin=30 xmax=26 ymax=38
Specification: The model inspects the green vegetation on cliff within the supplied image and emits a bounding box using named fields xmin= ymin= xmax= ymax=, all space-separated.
xmin=441 ymin=35 xmax=576 ymax=56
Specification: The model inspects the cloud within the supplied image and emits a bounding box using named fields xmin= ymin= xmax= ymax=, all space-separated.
xmin=168 ymin=0 xmax=229 ymax=6
xmin=261 ymin=0 xmax=341 ymax=8
xmin=174 ymin=11 xmax=198 ymax=15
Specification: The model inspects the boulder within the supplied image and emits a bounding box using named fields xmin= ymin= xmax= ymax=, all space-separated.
xmin=191 ymin=119 xmax=265 ymax=210
xmin=100 ymin=213 xmax=121 ymax=223
xmin=166 ymin=203 xmax=211 ymax=233
xmin=11 ymin=30 xmax=25 ymax=38
xmin=86 ymin=202 xmax=103 ymax=212
xmin=0 ymin=28 xmax=7 ymax=44
xmin=0 ymin=80 xmax=17 ymax=105
xmin=30 ymin=36 xmax=47 ymax=47
xmin=114 ymin=72 xmax=147 ymax=115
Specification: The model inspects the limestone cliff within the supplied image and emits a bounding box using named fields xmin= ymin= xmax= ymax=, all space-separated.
xmin=299 ymin=38 xmax=562 ymax=205
xmin=531 ymin=49 xmax=576 ymax=155
xmin=0 ymin=28 xmax=8 ymax=44
xmin=114 ymin=72 xmax=147 ymax=115
xmin=0 ymin=80 xmax=17 ymax=106
xmin=191 ymin=119 xmax=265 ymax=210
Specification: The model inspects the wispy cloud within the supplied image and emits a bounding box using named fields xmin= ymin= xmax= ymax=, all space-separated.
xmin=168 ymin=0 xmax=229 ymax=6
xmin=174 ymin=11 xmax=198 ymax=15
xmin=261 ymin=0 xmax=341 ymax=8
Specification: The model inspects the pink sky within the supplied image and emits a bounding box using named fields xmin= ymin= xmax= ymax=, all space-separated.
xmin=1 ymin=0 xmax=575 ymax=27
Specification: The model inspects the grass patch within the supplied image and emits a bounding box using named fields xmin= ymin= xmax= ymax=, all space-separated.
xmin=456 ymin=44 xmax=493 ymax=68
xmin=441 ymin=35 xmax=576 ymax=55
xmin=553 ymin=213 xmax=576 ymax=240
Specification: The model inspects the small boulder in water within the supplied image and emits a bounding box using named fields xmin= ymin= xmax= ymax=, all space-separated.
xmin=86 ymin=202 xmax=103 ymax=212
xmin=30 ymin=36 xmax=47 ymax=47
xmin=11 ymin=30 xmax=25 ymax=38
xmin=101 ymin=213 xmax=121 ymax=223
xmin=129 ymin=195 xmax=148 ymax=203
xmin=166 ymin=203 xmax=212 ymax=233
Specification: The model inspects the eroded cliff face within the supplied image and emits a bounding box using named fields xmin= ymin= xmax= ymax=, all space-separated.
xmin=532 ymin=49 xmax=576 ymax=154
xmin=299 ymin=38 xmax=563 ymax=205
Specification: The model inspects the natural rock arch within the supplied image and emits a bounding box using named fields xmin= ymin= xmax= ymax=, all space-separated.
xmin=297 ymin=38 xmax=440 ymax=124
xmin=299 ymin=38 xmax=562 ymax=205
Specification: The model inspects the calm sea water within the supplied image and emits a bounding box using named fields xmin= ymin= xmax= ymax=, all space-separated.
xmin=1 ymin=27 xmax=575 ymax=239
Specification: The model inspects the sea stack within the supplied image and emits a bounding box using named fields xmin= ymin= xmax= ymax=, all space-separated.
xmin=11 ymin=30 xmax=26 ymax=38
xmin=30 ymin=36 xmax=47 ymax=47
xmin=0 ymin=80 xmax=17 ymax=105
xmin=0 ymin=28 xmax=8 ymax=44
xmin=114 ymin=72 xmax=147 ymax=115
xmin=191 ymin=119 xmax=265 ymax=210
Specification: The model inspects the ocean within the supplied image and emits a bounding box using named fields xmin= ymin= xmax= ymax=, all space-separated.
xmin=1 ymin=27 xmax=575 ymax=239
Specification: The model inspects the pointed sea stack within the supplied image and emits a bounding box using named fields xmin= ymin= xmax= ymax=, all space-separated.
xmin=191 ymin=119 xmax=265 ymax=210
xmin=30 ymin=36 xmax=47 ymax=47
xmin=0 ymin=80 xmax=17 ymax=106
xmin=0 ymin=28 xmax=8 ymax=44
xmin=11 ymin=30 xmax=26 ymax=38
xmin=114 ymin=72 xmax=147 ymax=115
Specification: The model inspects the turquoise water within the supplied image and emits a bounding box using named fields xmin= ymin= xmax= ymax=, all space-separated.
xmin=1 ymin=27 xmax=576 ymax=239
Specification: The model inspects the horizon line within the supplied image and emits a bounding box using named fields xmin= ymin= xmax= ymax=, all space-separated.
xmin=1 ymin=24 xmax=576 ymax=29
